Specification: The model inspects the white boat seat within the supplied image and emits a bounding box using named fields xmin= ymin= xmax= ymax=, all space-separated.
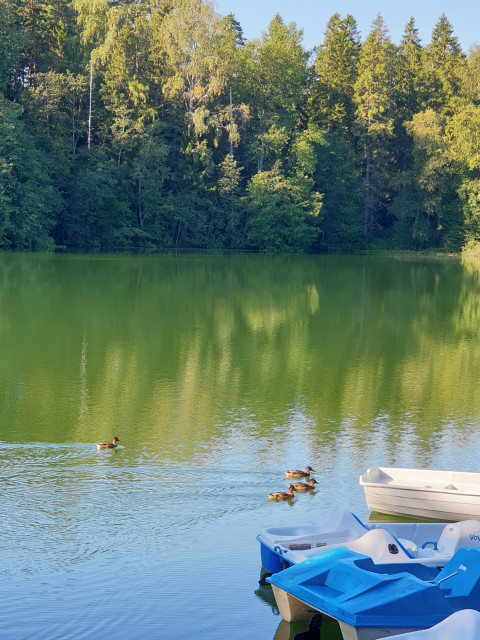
xmin=396 ymin=537 xmax=418 ymax=555
xmin=436 ymin=520 xmax=480 ymax=555
xmin=346 ymin=529 xmax=414 ymax=564
xmin=343 ymin=526 xmax=479 ymax=566
xmin=409 ymin=520 xmax=480 ymax=563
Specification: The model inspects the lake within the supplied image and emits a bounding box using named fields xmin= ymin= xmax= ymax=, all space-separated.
xmin=1 ymin=251 xmax=480 ymax=639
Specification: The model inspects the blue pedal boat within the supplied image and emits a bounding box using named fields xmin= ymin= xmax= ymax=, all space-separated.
xmin=258 ymin=510 xmax=480 ymax=575
xmin=267 ymin=545 xmax=480 ymax=640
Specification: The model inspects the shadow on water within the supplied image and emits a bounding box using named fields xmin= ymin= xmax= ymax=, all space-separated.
xmin=368 ymin=511 xmax=446 ymax=524
xmin=255 ymin=580 xmax=342 ymax=640
xmin=272 ymin=618 xmax=343 ymax=640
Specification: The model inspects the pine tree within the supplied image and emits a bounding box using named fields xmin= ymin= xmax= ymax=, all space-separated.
xmin=354 ymin=14 xmax=396 ymax=236
xmin=310 ymin=13 xmax=360 ymax=135
xmin=397 ymin=18 xmax=423 ymax=123
xmin=422 ymin=14 xmax=465 ymax=111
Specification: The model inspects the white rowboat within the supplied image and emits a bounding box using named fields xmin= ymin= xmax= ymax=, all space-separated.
xmin=359 ymin=466 xmax=480 ymax=521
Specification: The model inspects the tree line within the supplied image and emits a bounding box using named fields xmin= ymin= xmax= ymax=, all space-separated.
xmin=1 ymin=0 xmax=480 ymax=253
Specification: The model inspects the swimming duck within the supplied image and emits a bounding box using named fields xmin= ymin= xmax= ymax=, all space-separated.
xmin=290 ymin=478 xmax=317 ymax=491
xmin=284 ymin=466 xmax=315 ymax=479
xmin=267 ymin=484 xmax=296 ymax=501
xmin=96 ymin=437 xmax=120 ymax=450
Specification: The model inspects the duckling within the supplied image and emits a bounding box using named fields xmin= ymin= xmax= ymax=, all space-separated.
xmin=284 ymin=466 xmax=315 ymax=479
xmin=267 ymin=484 xmax=296 ymax=501
xmin=96 ymin=437 xmax=120 ymax=450
xmin=290 ymin=478 xmax=317 ymax=492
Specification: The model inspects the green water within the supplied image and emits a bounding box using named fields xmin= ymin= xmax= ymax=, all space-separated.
xmin=0 ymin=252 xmax=479 ymax=639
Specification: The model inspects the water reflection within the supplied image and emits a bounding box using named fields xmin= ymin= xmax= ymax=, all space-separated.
xmin=255 ymin=584 xmax=279 ymax=613
xmin=1 ymin=253 xmax=479 ymax=458
xmin=1 ymin=253 xmax=480 ymax=638
xmin=272 ymin=618 xmax=343 ymax=640
xmin=254 ymin=584 xmax=343 ymax=640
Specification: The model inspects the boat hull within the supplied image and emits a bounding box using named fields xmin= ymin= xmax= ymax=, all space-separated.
xmin=338 ymin=622 xmax=419 ymax=640
xmin=360 ymin=467 xmax=480 ymax=521
xmin=270 ymin=584 xmax=313 ymax=623
xmin=363 ymin=485 xmax=480 ymax=520
xmin=270 ymin=585 xmax=428 ymax=639
xmin=259 ymin=541 xmax=294 ymax=574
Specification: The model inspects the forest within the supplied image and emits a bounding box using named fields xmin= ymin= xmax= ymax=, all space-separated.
xmin=1 ymin=0 xmax=480 ymax=254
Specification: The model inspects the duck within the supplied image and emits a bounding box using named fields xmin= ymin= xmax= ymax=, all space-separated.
xmin=267 ymin=484 xmax=296 ymax=501
xmin=290 ymin=478 xmax=317 ymax=491
xmin=96 ymin=437 xmax=120 ymax=450
xmin=284 ymin=466 xmax=315 ymax=479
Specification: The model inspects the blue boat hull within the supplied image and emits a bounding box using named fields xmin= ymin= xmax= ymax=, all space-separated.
xmin=259 ymin=539 xmax=292 ymax=573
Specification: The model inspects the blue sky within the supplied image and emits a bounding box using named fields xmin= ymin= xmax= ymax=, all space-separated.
xmin=214 ymin=0 xmax=479 ymax=52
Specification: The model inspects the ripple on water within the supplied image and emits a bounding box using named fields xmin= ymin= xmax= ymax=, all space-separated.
xmin=0 ymin=443 xmax=274 ymax=579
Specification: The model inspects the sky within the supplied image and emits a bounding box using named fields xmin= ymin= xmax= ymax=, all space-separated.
xmin=214 ymin=0 xmax=480 ymax=52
